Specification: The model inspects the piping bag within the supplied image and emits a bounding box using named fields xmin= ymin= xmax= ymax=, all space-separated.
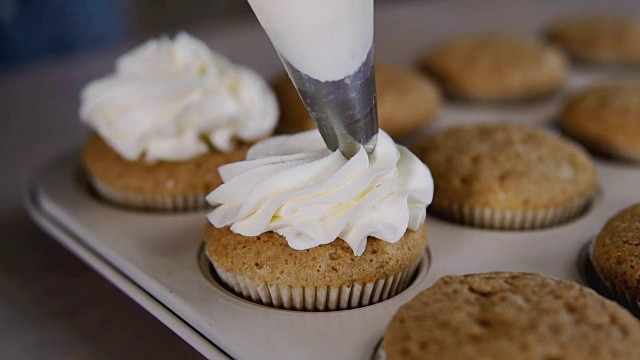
xmin=246 ymin=0 xmax=378 ymax=158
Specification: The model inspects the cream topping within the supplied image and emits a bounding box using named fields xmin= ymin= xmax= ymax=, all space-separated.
xmin=80 ymin=32 xmax=278 ymax=162
xmin=207 ymin=130 xmax=433 ymax=256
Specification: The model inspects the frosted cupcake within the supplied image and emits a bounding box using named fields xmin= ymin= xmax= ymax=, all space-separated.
xmin=411 ymin=123 xmax=597 ymax=230
xmin=592 ymin=203 xmax=640 ymax=315
xmin=381 ymin=272 xmax=640 ymax=359
xmin=80 ymin=33 xmax=279 ymax=211
xmin=204 ymin=130 xmax=433 ymax=311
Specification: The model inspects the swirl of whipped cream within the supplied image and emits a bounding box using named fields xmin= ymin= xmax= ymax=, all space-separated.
xmin=80 ymin=32 xmax=279 ymax=163
xmin=207 ymin=130 xmax=433 ymax=256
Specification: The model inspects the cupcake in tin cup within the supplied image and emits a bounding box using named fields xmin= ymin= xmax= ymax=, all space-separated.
xmin=421 ymin=34 xmax=568 ymax=102
xmin=559 ymin=84 xmax=640 ymax=163
xmin=204 ymin=130 xmax=433 ymax=311
xmin=380 ymin=272 xmax=640 ymax=359
xmin=592 ymin=203 xmax=640 ymax=315
xmin=412 ymin=123 xmax=598 ymax=230
xmin=80 ymin=32 xmax=279 ymax=211
xmin=546 ymin=15 xmax=640 ymax=65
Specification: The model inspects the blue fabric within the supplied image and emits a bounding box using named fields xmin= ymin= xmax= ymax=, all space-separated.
xmin=0 ymin=0 xmax=127 ymax=66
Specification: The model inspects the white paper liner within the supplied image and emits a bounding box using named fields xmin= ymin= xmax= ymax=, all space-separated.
xmin=589 ymin=244 xmax=640 ymax=315
xmin=435 ymin=195 xmax=592 ymax=230
xmin=88 ymin=177 xmax=207 ymax=211
xmin=209 ymin=257 xmax=421 ymax=311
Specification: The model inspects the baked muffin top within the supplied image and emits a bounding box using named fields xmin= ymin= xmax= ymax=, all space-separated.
xmin=384 ymin=272 xmax=640 ymax=360
xmin=421 ymin=34 xmax=567 ymax=101
xmin=547 ymin=15 xmax=640 ymax=64
xmin=559 ymin=84 xmax=640 ymax=162
xmin=593 ymin=203 xmax=640 ymax=298
xmin=411 ymin=123 xmax=597 ymax=211
xmin=274 ymin=63 xmax=442 ymax=139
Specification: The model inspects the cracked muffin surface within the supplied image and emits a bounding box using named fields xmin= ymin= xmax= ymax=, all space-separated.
xmin=384 ymin=272 xmax=640 ymax=360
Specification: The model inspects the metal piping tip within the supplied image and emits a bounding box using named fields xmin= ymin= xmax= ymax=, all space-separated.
xmin=280 ymin=47 xmax=379 ymax=159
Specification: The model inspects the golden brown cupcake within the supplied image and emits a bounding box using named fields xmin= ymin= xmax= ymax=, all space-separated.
xmin=421 ymin=34 xmax=568 ymax=101
xmin=274 ymin=63 xmax=442 ymax=139
xmin=204 ymin=130 xmax=434 ymax=310
xmin=547 ymin=15 xmax=640 ymax=64
xmin=559 ymin=84 xmax=640 ymax=163
xmin=592 ymin=203 xmax=640 ymax=314
xmin=412 ymin=123 xmax=598 ymax=229
xmin=204 ymin=224 xmax=427 ymax=311
xmin=82 ymin=134 xmax=250 ymax=210
xmin=383 ymin=272 xmax=640 ymax=360
xmin=79 ymin=33 xmax=279 ymax=210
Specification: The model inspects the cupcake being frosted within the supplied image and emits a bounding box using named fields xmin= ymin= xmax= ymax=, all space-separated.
xmin=80 ymin=32 xmax=279 ymax=211
xmin=204 ymin=130 xmax=433 ymax=310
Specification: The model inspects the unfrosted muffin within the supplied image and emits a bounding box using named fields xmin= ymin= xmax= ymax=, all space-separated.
xmin=592 ymin=203 xmax=640 ymax=314
xmin=559 ymin=84 xmax=640 ymax=163
xmin=411 ymin=123 xmax=598 ymax=229
xmin=80 ymin=32 xmax=278 ymax=211
xmin=382 ymin=272 xmax=640 ymax=360
xmin=421 ymin=34 xmax=567 ymax=101
xmin=205 ymin=130 xmax=434 ymax=310
xmin=547 ymin=15 xmax=640 ymax=64
xmin=274 ymin=63 xmax=442 ymax=139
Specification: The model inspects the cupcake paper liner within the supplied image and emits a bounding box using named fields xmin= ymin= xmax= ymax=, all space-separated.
xmin=434 ymin=195 xmax=592 ymax=230
xmin=208 ymin=251 xmax=421 ymax=311
xmin=589 ymin=244 xmax=640 ymax=316
xmin=88 ymin=177 xmax=208 ymax=211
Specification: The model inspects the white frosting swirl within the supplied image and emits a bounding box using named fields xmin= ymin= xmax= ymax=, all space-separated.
xmin=80 ymin=32 xmax=279 ymax=163
xmin=207 ymin=130 xmax=433 ymax=256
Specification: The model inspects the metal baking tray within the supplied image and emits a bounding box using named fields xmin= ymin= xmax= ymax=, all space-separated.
xmin=25 ymin=1 xmax=640 ymax=359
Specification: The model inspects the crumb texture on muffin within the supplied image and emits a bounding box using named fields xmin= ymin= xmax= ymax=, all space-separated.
xmin=560 ymin=84 xmax=640 ymax=162
xmin=274 ymin=63 xmax=441 ymax=138
xmin=384 ymin=272 xmax=640 ymax=360
xmin=593 ymin=203 xmax=640 ymax=299
xmin=421 ymin=34 xmax=567 ymax=101
xmin=547 ymin=15 xmax=640 ymax=64
xmin=411 ymin=123 xmax=597 ymax=228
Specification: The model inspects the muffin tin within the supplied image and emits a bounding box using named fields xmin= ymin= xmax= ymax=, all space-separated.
xmin=25 ymin=1 xmax=640 ymax=359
